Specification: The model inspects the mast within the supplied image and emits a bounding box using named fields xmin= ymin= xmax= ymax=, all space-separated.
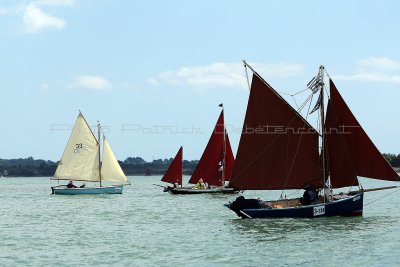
xmin=181 ymin=147 xmax=183 ymax=187
xmin=319 ymin=65 xmax=327 ymax=202
xmin=221 ymin=104 xmax=226 ymax=187
xmin=98 ymin=122 xmax=102 ymax=187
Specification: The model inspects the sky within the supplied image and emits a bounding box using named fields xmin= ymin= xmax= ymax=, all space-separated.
xmin=0 ymin=0 xmax=399 ymax=162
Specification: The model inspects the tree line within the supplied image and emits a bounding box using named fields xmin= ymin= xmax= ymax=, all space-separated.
xmin=1 ymin=154 xmax=399 ymax=177
xmin=382 ymin=153 xmax=400 ymax=169
xmin=0 ymin=157 xmax=198 ymax=177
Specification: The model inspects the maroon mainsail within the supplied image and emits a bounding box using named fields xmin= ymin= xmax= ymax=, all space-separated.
xmin=229 ymin=72 xmax=398 ymax=191
xmin=229 ymin=74 xmax=322 ymax=190
xmin=161 ymin=146 xmax=183 ymax=186
xmin=188 ymin=110 xmax=235 ymax=186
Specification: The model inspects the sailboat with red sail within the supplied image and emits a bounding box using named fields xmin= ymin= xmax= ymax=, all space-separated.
xmin=225 ymin=62 xmax=399 ymax=218
xmin=160 ymin=146 xmax=183 ymax=192
xmin=161 ymin=107 xmax=237 ymax=194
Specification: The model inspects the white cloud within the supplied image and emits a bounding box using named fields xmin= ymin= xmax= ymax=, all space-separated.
xmin=22 ymin=3 xmax=66 ymax=34
xmin=334 ymin=57 xmax=400 ymax=84
xmin=358 ymin=57 xmax=400 ymax=71
xmin=148 ymin=62 xmax=305 ymax=89
xmin=22 ymin=4 xmax=66 ymax=34
xmin=69 ymin=75 xmax=112 ymax=91
xmin=1 ymin=1 xmax=74 ymax=34
xmin=333 ymin=73 xmax=400 ymax=83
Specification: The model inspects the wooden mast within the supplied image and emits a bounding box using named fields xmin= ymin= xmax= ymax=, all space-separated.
xmin=319 ymin=65 xmax=328 ymax=202
xmin=221 ymin=104 xmax=226 ymax=187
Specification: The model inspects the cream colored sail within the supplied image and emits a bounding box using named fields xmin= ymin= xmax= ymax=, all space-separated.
xmin=53 ymin=113 xmax=100 ymax=181
xmin=101 ymin=135 xmax=128 ymax=183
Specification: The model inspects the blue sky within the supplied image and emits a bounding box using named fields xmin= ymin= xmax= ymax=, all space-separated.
xmin=0 ymin=0 xmax=399 ymax=161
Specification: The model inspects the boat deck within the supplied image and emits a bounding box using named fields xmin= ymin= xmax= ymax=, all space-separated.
xmin=262 ymin=194 xmax=351 ymax=208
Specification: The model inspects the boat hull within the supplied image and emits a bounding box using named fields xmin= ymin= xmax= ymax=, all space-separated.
xmin=52 ymin=185 xmax=124 ymax=195
xmin=225 ymin=193 xmax=363 ymax=219
xmin=168 ymin=187 xmax=238 ymax=195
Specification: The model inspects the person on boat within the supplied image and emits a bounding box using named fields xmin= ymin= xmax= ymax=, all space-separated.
xmin=67 ymin=181 xmax=77 ymax=188
xmin=194 ymin=178 xmax=206 ymax=189
xmin=300 ymin=184 xmax=318 ymax=205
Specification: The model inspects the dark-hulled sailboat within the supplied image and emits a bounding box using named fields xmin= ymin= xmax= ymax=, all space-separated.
xmin=225 ymin=62 xmax=399 ymax=218
xmin=162 ymin=107 xmax=237 ymax=194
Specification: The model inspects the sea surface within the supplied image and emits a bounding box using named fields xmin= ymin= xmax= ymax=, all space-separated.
xmin=1 ymin=176 xmax=400 ymax=267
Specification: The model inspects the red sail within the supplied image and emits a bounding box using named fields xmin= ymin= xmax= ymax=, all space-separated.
xmin=161 ymin=147 xmax=183 ymax=186
xmin=188 ymin=110 xmax=235 ymax=186
xmin=329 ymin=80 xmax=398 ymax=181
xmin=325 ymin=100 xmax=359 ymax=188
xmin=229 ymin=74 xmax=322 ymax=190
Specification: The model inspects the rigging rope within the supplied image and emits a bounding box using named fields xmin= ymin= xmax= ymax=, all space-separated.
xmin=323 ymin=69 xmax=331 ymax=99
xmin=363 ymin=187 xmax=400 ymax=207
xmin=292 ymin=95 xmax=299 ymax=110
xmin=280 ymin=91 xmax=315 ymax=199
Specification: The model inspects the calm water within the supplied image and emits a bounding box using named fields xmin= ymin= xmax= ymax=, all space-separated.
xmin=1 ymin=176 xmax=400 ymax=266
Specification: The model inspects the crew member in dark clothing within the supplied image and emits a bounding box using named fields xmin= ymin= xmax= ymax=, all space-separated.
xmin=300 ymin=185 xmax=318 ymax=205
xmin=67 ymin=181 xmax=77 ymax=188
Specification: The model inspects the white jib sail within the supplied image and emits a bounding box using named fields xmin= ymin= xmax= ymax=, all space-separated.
xmin=53 ymin=113 xmax=100 ymax=181
xmin=101 ymin=135 xmax=128 ymax=183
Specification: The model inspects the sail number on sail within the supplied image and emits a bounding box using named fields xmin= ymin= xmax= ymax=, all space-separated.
xmin=74 ymin=143 xmax=83 ymax=153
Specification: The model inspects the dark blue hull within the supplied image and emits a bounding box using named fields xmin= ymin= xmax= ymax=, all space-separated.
xmin=225 ymin=193 xmax=363 ymax=219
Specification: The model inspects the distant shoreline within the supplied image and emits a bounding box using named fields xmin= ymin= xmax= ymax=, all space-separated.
xmin=1 ymin=156 xmax=399 ymax=178
xmin=0 ymin=157 xmax=198 ymax=177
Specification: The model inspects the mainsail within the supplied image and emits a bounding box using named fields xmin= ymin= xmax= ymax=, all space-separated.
xmin=188 ymin=110 xmax=235 ymax=186
xmin=161 ymin=146 xmax=183 ymax=186
xmin=53 ymin=113 xmax=100 ymax=182
xmin=229 ymin=74 xmax=322 ymax=190
xmin=101 ymin=135 xmax=129 ymax=183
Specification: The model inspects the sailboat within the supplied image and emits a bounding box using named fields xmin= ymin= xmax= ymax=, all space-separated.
xmin=160 ymin=146 xmax=183 ymax=192
xmin=225 ymin=62 xmax=399 ymax=218
xmin=51 ymin=112 xmax=130 ymax=195
xmin=163 ymin=106 xmax=237 ymax=194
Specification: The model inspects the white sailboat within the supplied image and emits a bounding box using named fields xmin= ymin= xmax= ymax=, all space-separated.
xmin=51 ymin=112 xmax=130 ymax=195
